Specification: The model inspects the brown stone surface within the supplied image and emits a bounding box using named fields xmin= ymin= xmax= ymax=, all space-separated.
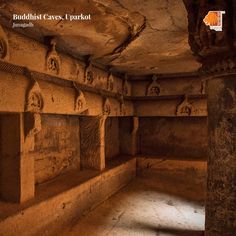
xmin=138 ymin=117 xmax=207 ymax=159
xmin=80 ymin=116 xmax=106 ymax=170
xmin=32 ymin=114 xmax=80 ymax=184
xmin=60 ymin=159 xmax=206 ymax=236
xmin=0 ymin=113 xmax=35 ymax=203
xmin=0 ymin=157 xmax=136 ymax=236
xmin=1 ymin=0 xmax=232 ymax=235
xmin=206 ymin=76 xmax=236 ymax=236
xmin=0 ymin=0 xmax=200 ymax=75
xmin=105 ymin=117 xmax=120 ymax=159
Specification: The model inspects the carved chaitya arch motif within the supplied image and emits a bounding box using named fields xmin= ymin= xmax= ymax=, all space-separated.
xmin=103 ymin=98 xmax=111 ymax=116
xmin=146 ymin=75 xmax=161 ymax=96
xmin=0 ymin=25 xmax=9 ymax=60
xmin=176 ymin=96 xmax=193 ymax=116
xmin=84 ymin=63 xmax=94 ymax=84
xmin=26 ymin=81 xmax=44 ymax=113
xmin=73 ymin=82 xmax=87 ymax=113
xmin=46 ymin=38 xmax=61 ymax=75
xmin=107 ymin=73 xmax=114 ymax=91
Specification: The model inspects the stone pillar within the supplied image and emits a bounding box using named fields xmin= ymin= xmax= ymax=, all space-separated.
xmin=119 ymin=116 xmax=139 ymax=156
xmin=206 ymin=75 xmax=236 ymax=236
xmin=80 ymin=115 xmax=106 ymax=170
xmin=183 ymin=1 xmax=236 ymax=235
xmin=0 ymin=113 xmax=38 ymax=203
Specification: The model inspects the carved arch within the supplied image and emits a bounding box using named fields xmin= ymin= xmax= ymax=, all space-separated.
xmin=46 ymin=38 xmax=61 ymax=75
xmin=26 ymin=81 xmax=44 ymax=113
xmin=84 ymin=63 xmax=94 ymax=84
xmin=176 ymin=96 xmax=193 ymax=116
xmin=146 ymin=75 xmax=161 ymax=96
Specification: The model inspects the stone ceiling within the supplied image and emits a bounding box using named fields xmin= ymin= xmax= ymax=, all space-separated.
xmin=0 ymin=0 xmax=201 ymax=76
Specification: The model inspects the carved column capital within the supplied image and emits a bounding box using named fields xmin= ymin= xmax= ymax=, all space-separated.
xmin=184 ymin=0 xmax=236 ymax=75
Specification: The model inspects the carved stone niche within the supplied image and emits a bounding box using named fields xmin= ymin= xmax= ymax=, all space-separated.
xmin=107 ymin=73 xmax=114 ymax=91
xmin=46 ymin=38 xmax=61 ymax=75
xmin=176 ymin=96 xmax=193 ymax=116
xmin=0 ymin=25 xmax=9 ymax=60
xmin=73 ymin=82 xmax=88 ymax=113
xmin=84 ymin=63 xmax=94 ymax=85
xmin=183 ymin=0 xmax=229 ymax=55
xmin=103 ymin=98 xmax=111 ymax=116
xmin=146 ymin=75 xmax=161 ymax=96
xmin=26 ymin=81 xmax=44 ymax=113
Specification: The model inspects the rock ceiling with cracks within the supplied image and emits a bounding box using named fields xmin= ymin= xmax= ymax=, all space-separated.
xmin=0 ymin=0 xmax=201 ymax=77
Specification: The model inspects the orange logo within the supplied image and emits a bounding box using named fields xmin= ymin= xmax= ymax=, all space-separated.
xmin=203 ymin=11 xmax=225 ymax=31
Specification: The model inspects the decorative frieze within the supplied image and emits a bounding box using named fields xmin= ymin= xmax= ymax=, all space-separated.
xmin=46 ymin=38 xmax=61 ymax=75
xmin=146 ymin=75 xmax=161 ymax=96
xmin=200 ymin=56 xmax=236 ymax=75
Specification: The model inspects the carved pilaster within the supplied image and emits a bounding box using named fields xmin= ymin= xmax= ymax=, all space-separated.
xmin=80 ymin=115 xmax=107 ymax=170
xmin=107 ymin=73 xmax=114 ymax=91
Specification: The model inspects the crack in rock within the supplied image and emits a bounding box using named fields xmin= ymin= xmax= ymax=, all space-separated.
xmin=93 ymin=0 xmax=147 ymax=62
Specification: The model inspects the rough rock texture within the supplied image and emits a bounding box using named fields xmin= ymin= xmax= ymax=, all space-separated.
xmin=207 ymin=76 xmax=236 ymax=236
xmin=105 ymin=118 xmax=120 ymax=159
xmin=80 ymin=116 xmax=106 ymax=171
xmin=33 ymin=115 xmax=80 ymax=184
xmin=139 ymin=117 xmax=207 ymax=159
xmin=0 ymin=158 xmax=136 ymax=236
xmin=0 ymin=0 xmax=200 ymax=75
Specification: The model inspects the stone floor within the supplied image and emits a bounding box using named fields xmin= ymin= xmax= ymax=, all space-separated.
xmin=60 ymin=166 xmax=206 ymax=236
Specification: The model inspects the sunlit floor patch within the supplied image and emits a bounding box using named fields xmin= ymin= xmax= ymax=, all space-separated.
xmin=60 ymin=169 xmax=205 ymax=236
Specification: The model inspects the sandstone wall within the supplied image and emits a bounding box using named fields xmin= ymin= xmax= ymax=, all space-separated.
xmin=138 ymin=117 xmax=207 ymax=159
xmin=32 ymin=114 xmax=80 ymax=184
xmin=105 ymin=118 xmax=120 ymax=160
